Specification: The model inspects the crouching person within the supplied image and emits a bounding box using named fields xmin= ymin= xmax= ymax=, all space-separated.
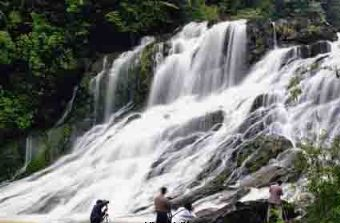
xmin=90 ymin=200 xmax=109 ymax=223
xmin=172 ymin=202 xmax=196 ymax=223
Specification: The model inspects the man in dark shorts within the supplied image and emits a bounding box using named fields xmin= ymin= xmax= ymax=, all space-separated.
xmin=154 ymin=187 xmax=171 ymax=223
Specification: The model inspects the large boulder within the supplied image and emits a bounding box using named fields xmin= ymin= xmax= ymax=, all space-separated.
xmin=193 ymin=200 xmax=300 ymax=223
xmin=166 ymin=135 xmax=295 ymax=212
xmin=232 ymin=135 xmax=293 ymax=173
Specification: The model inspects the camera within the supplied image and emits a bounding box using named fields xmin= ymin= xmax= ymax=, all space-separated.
xmin=102 ymin=200 xmax=109 ymax=205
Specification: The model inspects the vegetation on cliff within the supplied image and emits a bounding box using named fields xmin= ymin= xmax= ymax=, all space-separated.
xmin=0 ymin=0 xmax=337 ymax=138
xmin=0 ymin=0 xmax=339 ymax=182
xmin=300 ymin=136 xmax=340 ymax=223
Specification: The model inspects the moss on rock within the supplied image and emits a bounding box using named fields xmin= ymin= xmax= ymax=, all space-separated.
xmin=0 ymin=140 xmax=25 ymax=181
xmin=136 ymin=42 xmax=157 ymax=108
xmin=234 ymin=135 xmax=293 ymax=174
xmin=247 ymin=17 xmax=337 ymax=65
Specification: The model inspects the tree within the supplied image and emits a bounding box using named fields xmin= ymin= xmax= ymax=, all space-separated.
xmin=300 ymin=136 xmax=340 ymax=223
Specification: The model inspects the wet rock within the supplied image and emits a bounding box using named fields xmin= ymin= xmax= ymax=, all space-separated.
xmin=242 ymin=136 xmax=292 ymax=174
xmin=233 ymin=135 xmax=292 ymax=170
xmin=146 ymin=133 xmax=203 ymax=179
xmin=171 ymin=185 xmax=225 ymax=209
xmin=192 ymin=200 xmax=300 ymax=223
xmin=173 ymin=134 xmax=202 ymax=151
xmin=297 ymin=41 xmax=332 ymax=59
xmin=191 ymin=136 xmax=242 ymax=188
xmin=172 ymin=188 xmax=249 ymax=211
xmin=247 ymin=18 xmax=337 ymax=65
xmin=216 ymin=201 xmax=267 ymax=223
xmin=250 ymin=94 xmax=279 ymax=112
xmin=126 ymin=113 xmax=142 ymax=123
xmin=182 ymin=134 xmax=296 ymax=211
xmin=237 ymin=109 xmax=271 ymax=139
xmin=166 ymin=110 xmax=225 ymax=140
xmin=239 ymin=165 xmax=289 ymax=188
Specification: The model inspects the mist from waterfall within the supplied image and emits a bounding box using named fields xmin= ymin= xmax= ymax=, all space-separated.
xmin=0 ymin=20 xmax=340 ymax=223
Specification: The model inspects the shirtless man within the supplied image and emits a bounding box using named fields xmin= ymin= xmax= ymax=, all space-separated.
xmin=154 ymin=187 xmax=171 ymax=223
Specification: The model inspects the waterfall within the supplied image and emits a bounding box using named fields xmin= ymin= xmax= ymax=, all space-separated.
xmin=55 ymin=86 xmax=79 ymax=127
xmin=148 ymin=20 xmax=247 ymax=106
xmin=0 ymin=21 xmax=340 ymax=223
xmin=272 ymin=22 xmax=278 ymax=48
xmin=91 ymin=56 xmax=108 ymax=124
xmin=90 ymin=38 xmax=155 ymax=123
xmin=24 ymin=136 xmax=33 ymax=168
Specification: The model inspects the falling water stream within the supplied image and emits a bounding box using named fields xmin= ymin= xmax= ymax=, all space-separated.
xmin=0 ymin=21 xmax=340 ymax=223
xmin=272 ymin=21 xmax=278 ymax=49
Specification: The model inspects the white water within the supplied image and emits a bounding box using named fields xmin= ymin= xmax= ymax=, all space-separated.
xmin=1 ymin=21 xmax=340 ymax=223
xmin=55 ymin=86 xmax=79 ymax=127
xmin=24 ymin=136 xmax=33 ymax=169
xmin=272 ymin=21 xmax=278 ymax=48
xmin=149 ymin=20 xmax=247 ymax=105
xmin=91 ymin=56 xmax=108 ymax=124
xmin=90 ymin=38 xmax=155 ymax=122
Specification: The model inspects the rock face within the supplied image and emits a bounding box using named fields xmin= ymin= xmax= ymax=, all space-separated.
xmin=0 ymin=60 xmax=96 ymax=181
xmin=193 ymin=200 xmax=300 ymax=223
xmin=147 ymin=110 xmax=225 ymax=179
xmin=247 ymin=17 xmax=337 ymax=65
xmin=322 ymin=0 xmax=340 ymax=30
xmin=162 ymin=135 xmax=295 ymax=212
xmin=0 ymin=140 xmax=25 ymax=182
xmin=233 ymin=135 xmax=293 ymax=174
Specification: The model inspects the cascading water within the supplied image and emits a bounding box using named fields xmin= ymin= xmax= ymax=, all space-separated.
xmin=0 ymin=20 xmax=340 ymax=223
xmin=91 ymin=56 xmax=108 ymax=124
xmin=55 ymin=86 xmax=79 ymax=127
xmin=24 ymin=136 xmax=33 ymax=169
xmin=272 ymin=21 xmax=278 ymax=48
xmin=148 ymin=20 xmax=247 ymax=106
xmin=90 ymin=38 xmax=155 ymax=123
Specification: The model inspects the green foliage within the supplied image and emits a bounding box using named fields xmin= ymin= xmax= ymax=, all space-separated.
xmin=16 ymin=13 xmax=77 ymax=76
xmin=105 ymin=0 xmax=177 ymax=33
xmin=287 ymin=76 xmax=302 ymax=102
xmin=25 ymin=148 xmax=50 ymax=174
xmin=0 ymin=30 xmax=15 ymax=64
xmin=0 ymin=0 xmax=336 ymax=179
xmin=268 ymin=206 xmax=285 ymax=223
xmin=0 ymin=90 xmax=34 ymax=129
xmin=66 ymin=0 xmax=87 ymax=13
xmin=300 ymin=136 xmax=340 ymax=223
xmin=230 ymin=8 xmax=264 ymax=20
xmin=105 ymin=11 xmax=124 ymax=31
xmin=186 ymin=0 xmax=219 ymax=22
xmin=8 ymin=10 xmax=22 ymax=28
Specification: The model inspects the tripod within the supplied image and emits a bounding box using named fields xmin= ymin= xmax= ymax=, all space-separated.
xmin=102 ymin=213 xmax=109 ymax=223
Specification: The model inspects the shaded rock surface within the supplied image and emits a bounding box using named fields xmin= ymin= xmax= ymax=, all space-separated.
xmin=193 ymin=199 xmax=300 ymax=223
xmin=247 ymin=18 xmax=337 ymax=65
xmin=157 ymin=135 xmax=297 ymax=214
xmin=147 ymin=110 xmax=225 ymax=179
